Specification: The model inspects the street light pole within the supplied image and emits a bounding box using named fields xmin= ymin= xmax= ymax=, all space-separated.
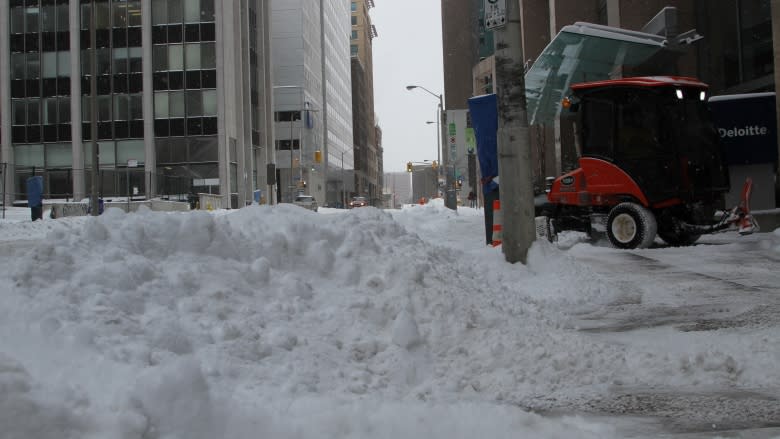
xmin=425 ymin=120 xmax=440 ymax=196
xmin=406 ymin=85 xmax=454 ymax=210
xmin=289 ymin=112 xmax=294 ymax=202
xmin=341 ymin=150 xmax=346 ymax=208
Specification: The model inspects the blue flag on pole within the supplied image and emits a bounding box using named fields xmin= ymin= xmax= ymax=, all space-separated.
xmin=467 ymin=94 xmax=498 ymax=195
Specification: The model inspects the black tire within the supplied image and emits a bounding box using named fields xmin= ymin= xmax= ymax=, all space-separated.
xmin=606 ymin=202 xmax=657 ymax=249
xmin=658 ymin=228 xmax=701 ymax=247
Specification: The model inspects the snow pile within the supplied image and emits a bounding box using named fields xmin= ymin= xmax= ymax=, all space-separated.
xmin=768 ymin=227 xmax=780 ymax=254
xmin=0 ymin=210 xmax=84 ymax=242
xmin=0 ymin=205 xmax=623 ymax=437
xmin=0 ymin=204 xmax=778 ymax=437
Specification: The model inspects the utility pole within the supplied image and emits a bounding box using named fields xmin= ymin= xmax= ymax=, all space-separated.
xmin=492 ymin=0 xmax=535 ymax=263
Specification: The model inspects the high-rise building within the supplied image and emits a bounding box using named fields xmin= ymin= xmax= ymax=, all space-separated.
xmin=440 ymin=0 xmax=480 ymax=112
xmin=1 ymin=1 xmax=275 ymax=208
xmin=350 ymin=0 xmax=380 ymax=205
xmin=383 ymin=171 xmax=412 ymax=207
xmin=270 ymin=0 xmax=353 ymax=205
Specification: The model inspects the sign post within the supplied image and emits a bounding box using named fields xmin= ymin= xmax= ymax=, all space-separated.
xmin=484 ymin=0 xmax=507 ymax=30
xmin=1 ymin=163 xmax=5 ymax=219
xmin=127 ymin=159 xmax=138 ymax=212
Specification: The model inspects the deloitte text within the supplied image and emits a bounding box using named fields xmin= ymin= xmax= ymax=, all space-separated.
xmin=718 ymin=125 xmax=769 ymax=138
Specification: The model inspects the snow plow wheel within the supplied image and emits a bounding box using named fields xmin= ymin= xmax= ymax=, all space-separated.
xmin=606 ymin=202 xmax=657 ymax=249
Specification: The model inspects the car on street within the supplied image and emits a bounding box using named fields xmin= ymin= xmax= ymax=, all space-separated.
xmin=349 ymin=196 xmax=368 ymax=208
xmin=293 ymin=194 xmax=318 ymax=212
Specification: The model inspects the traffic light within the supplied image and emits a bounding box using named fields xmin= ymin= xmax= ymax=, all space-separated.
xmin=314 ymin=150 xmax=322 ymax=163
xmin=432 ymin=161 xmax=438 ymax=170
xmin=406 ymin=162 xmax=413 ymax=172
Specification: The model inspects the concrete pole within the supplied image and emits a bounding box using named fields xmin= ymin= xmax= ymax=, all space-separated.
xmin=262 ymin=0 xmax=276 ymax=205
xmin=69 ymin=0 xmax=85 ymax=201
xmin=441 ymin=97 xmax=457 ymax=210
xmin=90 ymin=0 xmax=100 ymax=216
xmin=0 ymin=5 xmax=12 ymax=207
xmin=494 ymin=0 xmax=536 ymax=264
xmin=142 ymin=0 xmax=155 ymax=199
xmin=319 ymin=0 xmax=330 ymax=203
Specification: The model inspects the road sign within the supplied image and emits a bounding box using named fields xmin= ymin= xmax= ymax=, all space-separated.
xmin=485 ymin=0 xmax=506 ymax=30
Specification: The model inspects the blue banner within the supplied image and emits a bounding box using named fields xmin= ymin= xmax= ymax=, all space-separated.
xmin=26 ymin=176 xmax=43 ymax=208
xmin=467 ymin=94 xmax=499 ymax=195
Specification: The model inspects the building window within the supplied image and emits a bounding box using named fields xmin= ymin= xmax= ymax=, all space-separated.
xmin=152 ymin=0 xmax=217 ymax=138
xmin=79 ymin=0 xmax=144 ymax=141
xmin=275 ymin=111 xmax=301 ymax=122
xmin=274 ymin=139 xmax=300 ymax=151
xmin=351 ymin=30 xmax=358 ymax=40
xmin=11 ymin=2 xmax=71 ymax=145
xmin=739 ymin=0 xmax=773 ymax=82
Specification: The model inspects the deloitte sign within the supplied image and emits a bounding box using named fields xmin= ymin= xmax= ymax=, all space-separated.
xmin=709 ymin=93 xmax=778 ymax=166
xmin=718 ymin=125 xmax=769 ymax=139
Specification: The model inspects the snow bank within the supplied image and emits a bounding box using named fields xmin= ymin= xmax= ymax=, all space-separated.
xmin=770 ymin=228 xmax=780 ymax=254
xmin=1 ymin=204 xmax=778 ymax=437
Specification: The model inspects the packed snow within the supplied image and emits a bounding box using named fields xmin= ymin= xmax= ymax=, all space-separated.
xmin=1 ymin=201 xmax=779 ymax=438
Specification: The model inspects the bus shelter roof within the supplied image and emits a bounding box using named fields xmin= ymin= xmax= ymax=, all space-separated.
xmin=524 ymin=22 xmax=670 ymax=125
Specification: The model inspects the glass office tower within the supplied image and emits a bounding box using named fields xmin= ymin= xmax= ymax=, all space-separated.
xmin=1 ymin=0 xmax=275 ymax=208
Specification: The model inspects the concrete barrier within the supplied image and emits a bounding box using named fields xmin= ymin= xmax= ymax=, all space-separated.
xmin=198 ymin=193 xmax=224 ymax=210
xmin=49 ymin=200 xmax=190 ymax=218
xmin=150 ymin=200 xmax=191 ymax=212
xmin=49 ymin=203 xmax=89 ymax=218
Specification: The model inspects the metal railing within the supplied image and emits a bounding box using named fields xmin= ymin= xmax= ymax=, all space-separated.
xmin=3 ymin=166 xmax=197 ymax=204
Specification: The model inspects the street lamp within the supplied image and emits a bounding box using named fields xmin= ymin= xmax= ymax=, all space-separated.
xmin=341 ymin=150 xmax=347 ymax=208
xmin=406 ymin=86 xmax=442 ymax=171
xmin=406 ymin=85 xmax=455 ymax=210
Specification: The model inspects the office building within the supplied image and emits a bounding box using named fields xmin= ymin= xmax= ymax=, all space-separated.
xmin=270 ymin=0 xmax=354 ymax=205
xmin=1 ymin=0 xmax=275 ymax=208
xmin=440 ymin=0 xmax=480 ymax=112
xmin=383 ymin=170 xmax=411 ymax=207
xmin=350 ymin=0 xmax=381 ymax=205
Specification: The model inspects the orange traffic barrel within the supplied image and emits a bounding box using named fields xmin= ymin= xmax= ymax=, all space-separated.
xmin=492 ymin=200 xmax=502 ymax=247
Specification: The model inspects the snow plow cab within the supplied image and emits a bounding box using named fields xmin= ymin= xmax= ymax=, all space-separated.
xmin=536 ymin=76 xmax=758 ymax=249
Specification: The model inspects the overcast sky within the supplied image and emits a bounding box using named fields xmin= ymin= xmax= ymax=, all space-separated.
xmin=371 ymin=0 xmax=445 ymax=173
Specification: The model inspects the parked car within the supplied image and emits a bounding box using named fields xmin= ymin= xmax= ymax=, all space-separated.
xmin=349 ymin=196 xmax=368 ymax=208
xmin=293 ymin=194 xmax=318 ymax=212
